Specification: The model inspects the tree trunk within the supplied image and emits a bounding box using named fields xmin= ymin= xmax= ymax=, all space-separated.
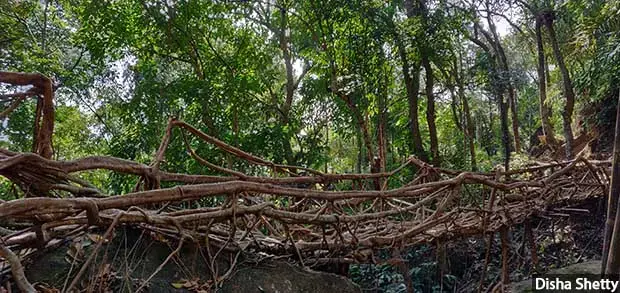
xmin=356 ymin=130 xmax=362 ymax=174
xmin=329 ymin=56 xmax=374 ymax=170
xmin=487 ymin=101 xmax=495 ymax=156
xmin=397 ymin=39 xmax=427 ymax=161
xmin=486 ymin=8 xmax=520 ymax=153
xmin=280 ymin=7 xmax=294 ymax=117
xmin=525 ymin=220 xmax=539 ymax=272
xmin=604 ymin=92 xmax=620 ymax=275
xmin=377 ymin=72 xmax=388 ymax=189
xmin=508 ymin=88 xmax=520 ymax=153
xmin=542 ymin=12 xmax=574 ymax=159
xmin=449 ymin=86 xmax=462 ymax=130
xmin=535 ymin=16 xmax=557 ymax=147
xmin=401 ymin=0 xmax=427 ymax=162
xmin=423 ymin=56 xmax=440 ymax=166
xmin=340 ymin=94 xmax=374 ymax=167
xmin=501 ymin=226 xmax=510 ymax=285
xmin=456 ymin=52 xmax=477 ymax=171
xmin=279 ymin=5 xmax=298 ymax=166
xmin=462 ymin=91 xmax=477 ymax=171
xmin=469 ymin=20 xmax=510 ymax=168
xmin=417 ymin=0 xmax=439 ymax=166
xmin=34 ymin=82 xmax=55 ymax=159
xmin=32 ymin=99 xmax=43 ymax=153
xmin=393 ymin=248 xmax=414 ymax=293
xmin=499 ymin=93 xmax=512 ymax=171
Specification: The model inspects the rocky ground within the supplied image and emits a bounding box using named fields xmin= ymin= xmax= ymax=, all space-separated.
xmin=16 ymin=227 xmax=360 ymax=292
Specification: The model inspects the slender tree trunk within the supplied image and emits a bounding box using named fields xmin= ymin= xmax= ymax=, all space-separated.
xmin=486 ymin=8 xmax=521 ymax=153
xmin=417 ymin=0 xmax=439 ymax=166
xmin=356 ymin=130 xmax=362 ymax=174
xmin=36 ymin=79 xmax=54 ymax=160
xmin=228 ymin=105 xmax=239 ymax=169
xmin=525 ymin=220 xmax=539 ymax=272
xmin=456 ymin=52 xmax=477 ymax=171
xmin=535 ymin=16 xmax=557 ymax=146
xmin=542 ymin=12 xmax=575 ymax=159
xmin=462 ymin=91 xmax=477 ymax=171
xmin=279 ymin=6 xmax=298 ymax=166
xmin=325 ymin=123 xmax=329 ymax=173
xmin=499 ymin=93 xmax=512 ymax=171
xmin=32 ymin=99 xmax=43 ymax=153
xmin=399 ymin=1 xmax=427 ymax=162
xmin=423 ymin=56 xmax=440 ymax=166
xmin=377 ymin=111 xmax=387 ymax=183
xmin=281 ymin=7 xmax=294 ymax=116
xmin=508 ymin=88 xmax=520 ymax=152
xmin=437 ymin=240 xmax=447 ymax=291
xmin=501 ymin=226 xmax=510 ymax=285
xmin=282 ymin=134 xmax=296 ymax=166
xmin=393 ymin=248 xmax=414 ymax=293
xmin=377 ymin=72 xmax=388 ymax=189
xmin=333 ymin=87 xmax=376 ymax=183
xmin=469 ymin=20 xmax=509 ymax=166
xmin=338 ymin=94 xmax=374 ymax=166
xmin=329 ymin=53 xmax=374 ymax=170
xmin=603 ymin=92 xmax=620 ymax=275
xmin=397 ymin=43 xmax=426 ymax=161
xmin=487 ymin=99 xmax=496 ymax=156
xmin=449 ymin=86 xmax=462 ymax=130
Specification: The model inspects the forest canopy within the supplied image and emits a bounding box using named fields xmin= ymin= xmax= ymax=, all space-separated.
xmin=1 ymin=0 xmax=619 ymax=190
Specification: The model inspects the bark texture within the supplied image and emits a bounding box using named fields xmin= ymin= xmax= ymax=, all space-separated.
xmin=542 ymin=11 xmax=575 ymax=159
xmin=0 ymin=71 xmax=54 ymax=159
xmin=535 ymin=17 xmax=557 ymax=147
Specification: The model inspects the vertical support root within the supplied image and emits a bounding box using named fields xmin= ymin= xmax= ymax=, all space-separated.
xmin=500 ymin=225 xmax=510 ymax=286
xmin=478 ymin=233 xmax=494 ymax=293
xmin=66 ymin=213 xmax=122 ymax=292
xmin=525 ymin=220 xmax=538 ymax=272
xmin=0 ymin=244 xmax=36 ymax=293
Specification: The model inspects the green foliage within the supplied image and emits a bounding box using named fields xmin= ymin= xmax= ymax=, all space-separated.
xmin=350 ymin=246 xmax=457 ymax=293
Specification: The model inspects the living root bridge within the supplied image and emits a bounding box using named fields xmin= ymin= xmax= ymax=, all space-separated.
xmin=0 ymin=119 xmax=611 ymax=288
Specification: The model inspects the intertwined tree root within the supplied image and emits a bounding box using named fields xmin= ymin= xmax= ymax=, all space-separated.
xmin=0 ymin=119 xmax=611 ymax=291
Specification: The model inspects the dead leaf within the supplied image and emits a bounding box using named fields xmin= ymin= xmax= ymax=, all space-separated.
xmin=34 ymin=283 xmax=60 ymax=293
xmin=171 ymin=282 xmax=185 ymax=289
xmin=87 ymin=233 xmax=106 ymax=243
